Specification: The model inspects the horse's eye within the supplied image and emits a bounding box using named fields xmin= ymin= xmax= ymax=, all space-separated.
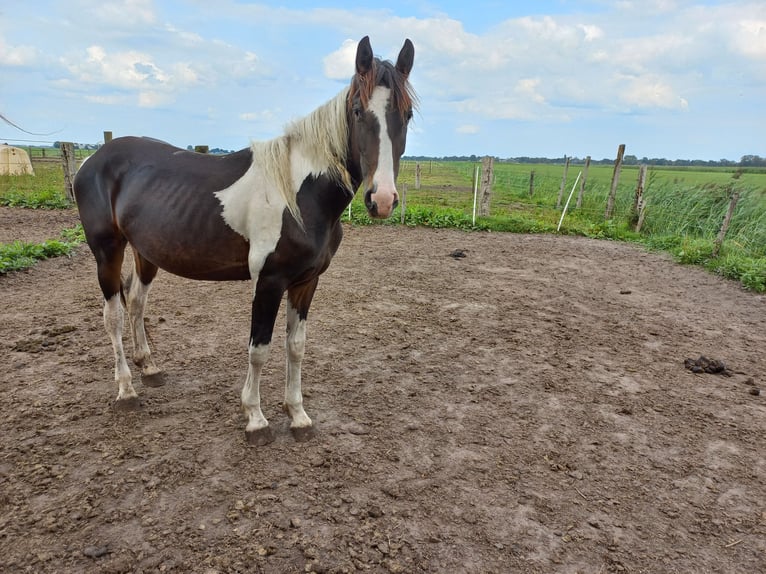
xmin=406 ymin=109 xmax=413 ymax=121
xmin=353 ymin=106 xmax=363 ymax=119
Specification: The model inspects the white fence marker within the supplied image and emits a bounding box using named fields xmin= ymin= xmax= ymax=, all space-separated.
xmin=557 ymin=171 xmax=582 ymax=232
xmin=472 ymin=165 xmax=480 ymax=225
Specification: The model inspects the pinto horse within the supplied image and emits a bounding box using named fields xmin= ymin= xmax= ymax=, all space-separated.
xmin=74 ymin=36 xmax=415 ymax=445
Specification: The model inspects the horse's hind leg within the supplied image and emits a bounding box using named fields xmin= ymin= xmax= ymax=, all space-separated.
xmin=94 ymin=236 xmax=140 ymax=410
xmin=284 ymin=278 xmax=318 ymax=442
xmin=126 ymin=250 xmax=164 ymax=387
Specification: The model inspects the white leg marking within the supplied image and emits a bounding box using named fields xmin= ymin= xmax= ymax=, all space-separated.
xmin=104 ymin=294 xmax=136 ymax=401
xmin=241 ymin=343 xmax=271 ymax=432
xmin=126 ymin=277 xmax=160 ymax=377
xmin=285 ymin=301 xmax=312 ymax=429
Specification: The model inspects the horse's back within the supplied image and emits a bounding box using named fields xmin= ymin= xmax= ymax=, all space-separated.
xmin=74 ymin=137 xmax=254 ymax=280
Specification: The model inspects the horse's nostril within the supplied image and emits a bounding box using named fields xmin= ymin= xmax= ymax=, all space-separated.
xmin=392 ymin=198 xmax=399 ymax=210
xmin=364 ymin=188 xmax=378 ymax=216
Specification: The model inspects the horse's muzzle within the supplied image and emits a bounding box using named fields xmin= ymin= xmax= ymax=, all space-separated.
xmin=364 ymin=186 xmax=399 ymax=219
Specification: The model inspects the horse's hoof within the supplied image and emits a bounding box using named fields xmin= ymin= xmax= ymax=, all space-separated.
xmin=112 ymin=396 xmax=141 ymax=411
xmin=142 ymin=371 xmax=165 ymax=388
xmin=245 ymin=426 xmax=275 ymax=446
xmin=291 ymin=425 xmax=315 ymax=442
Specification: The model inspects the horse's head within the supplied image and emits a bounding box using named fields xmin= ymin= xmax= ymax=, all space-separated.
xmin=348 ymin=36 xmax=415 ymax=219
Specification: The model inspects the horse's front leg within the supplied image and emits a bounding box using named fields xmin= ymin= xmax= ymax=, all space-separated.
xmin=284 ymin=278 xmax=319 ymax=442
xmin=241 ymin=285 xmax=283 ymax=446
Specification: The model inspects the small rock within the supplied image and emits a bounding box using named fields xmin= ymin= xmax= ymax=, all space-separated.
xmin=749 ymin=387 xmax=760 ymax=396
xmin=82 ymin=545 xmax=110 ymax=559
xmin=290 ymin=517 xmax=303 ymax=528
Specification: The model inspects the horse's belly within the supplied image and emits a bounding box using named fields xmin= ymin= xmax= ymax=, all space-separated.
xmin=126 ymin=224 xmax=252 ymax=281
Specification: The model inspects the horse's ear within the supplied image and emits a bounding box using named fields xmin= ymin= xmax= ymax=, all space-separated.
xmin=396 ymin=39 xmax=414 ymax=79
xmin=356 ymin=36 xmax=373 ymax=77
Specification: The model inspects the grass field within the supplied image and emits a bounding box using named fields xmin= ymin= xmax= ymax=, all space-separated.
xmin=2 ymin=158 xmax=765 ymax=291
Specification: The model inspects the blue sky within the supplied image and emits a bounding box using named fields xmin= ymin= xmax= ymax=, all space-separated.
xmin=1 ymin=1 xmax=764 ymax=160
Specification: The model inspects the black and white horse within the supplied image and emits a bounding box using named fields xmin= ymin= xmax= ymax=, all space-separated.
xmin=73 ymin=36 xmax=416 ymax=445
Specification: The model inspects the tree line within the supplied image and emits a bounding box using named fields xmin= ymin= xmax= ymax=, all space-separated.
xmin=404 ymin=154 xmax=766 ymax=168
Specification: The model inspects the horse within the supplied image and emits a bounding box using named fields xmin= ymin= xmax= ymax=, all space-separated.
xmin=73 ymin=36 xmax=416 ymax=445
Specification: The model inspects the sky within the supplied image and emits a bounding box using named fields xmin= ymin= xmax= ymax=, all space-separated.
xmin=1 ymin=0 xmax=764 ymax=161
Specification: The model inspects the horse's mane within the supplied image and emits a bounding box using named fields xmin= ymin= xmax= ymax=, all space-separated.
xmin=250 ymin=57 xmax=417 ymax=226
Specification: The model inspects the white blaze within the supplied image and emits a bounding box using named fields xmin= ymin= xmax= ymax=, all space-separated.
xmin=367 ymin=86 xmax=397 ymax=207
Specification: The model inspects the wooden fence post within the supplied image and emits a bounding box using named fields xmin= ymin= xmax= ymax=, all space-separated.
xmin=557 ymin=156 xmax=570 ymax=208
xmin=635 ymin=200 xmax=648 ymax=233
xmin=713 ymin=191 xmax=740 ymax=257
xmin=576 ymin=156 xmax=590 ymax=209
xmin=528 ymin=170 xmax=535 ymax=197
xmin=415 ymin=162 xmax=421 ymax=190
xmin=60 ymin=142 xmax=76 ymax=202
xmin=103 ymin=131 xmax=113 ymax=144
xmin=632 ymin=164 xmax=648 ymax=230
xmin=605 ymin=143 xmax=626 ymax=219
xmin=479 ymin=156 xmax=494 ymax=217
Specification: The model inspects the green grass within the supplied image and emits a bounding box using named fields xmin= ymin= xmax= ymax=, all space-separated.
xmin=0 ymin=226 xmax=84 ymax=274
xmin=2 ymin=157 xmax=765 ymax=292
xmin=0 ymin=162 xmax=73 ymax=209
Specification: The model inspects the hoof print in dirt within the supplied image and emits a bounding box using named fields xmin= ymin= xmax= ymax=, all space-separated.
xmin=246 ymin=427 xmax=275 ymax=446
xmin=291 ymin=425 xmax=315 ymax=442
xmin=112 ymin=397 xmax=142 ymax=411
xmin=684 ymin=355 xmax=731 ymax=376
xmin=141 ymin=371 xmax=166 ymax=388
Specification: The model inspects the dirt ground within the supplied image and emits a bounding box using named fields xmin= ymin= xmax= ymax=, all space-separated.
xmin=1 ymin=205 xmax=764 ymax=574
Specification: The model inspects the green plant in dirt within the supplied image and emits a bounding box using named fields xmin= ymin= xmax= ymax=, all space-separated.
xmin=0 ymin=225 xmax=84 ymax=274
xmin=0 ymin=239 xmax=73 ymax=273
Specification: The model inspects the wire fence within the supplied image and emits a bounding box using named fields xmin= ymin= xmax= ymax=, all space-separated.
xmin=397 ymin=160 xmax=766 ymax=260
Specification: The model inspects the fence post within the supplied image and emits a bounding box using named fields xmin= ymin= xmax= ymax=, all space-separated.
xmin=103 ymin=131 xmax=113 ymax=144
xmin=479 ymin=156 xmax=494 ymax=216
xmin=605 ymin=143 xmax=626 ymax=219
xmin=635 ymin=200 xmax=648 ymax=233
xmin=576 ymin=156 xmax=590 ymax=209
xmin=713 ymin=191 xmax=740 ymax=257
xmin=60 ymin=142 xmax=76 ymax=202
xmin=399 ymin=184 xmax=407 ymax=225
xmin=528 ymin=170 xmax=535 ymax=198
xmin=415 ymin=162 xmax=421 ymax=190
xmin=557 ymin=156 xmax=571 ymax=208
xmin=631 ymin=164 xmax=648 ymax=230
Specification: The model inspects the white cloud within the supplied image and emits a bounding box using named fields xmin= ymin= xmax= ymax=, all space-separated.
xmin=62 ymin=45 xmax=200 ymax=107
xmin=732 ymin=19 xmax=766 ymax=59
xmin=0 ymin=38 xmax=36 ymax=66
xmin=616 ymin=74 xmax=688 ymax=110
xmin=89 ymin=0 xmax=156 ymax=27
xmin=323 ymin=39 xmax=357 ymax=80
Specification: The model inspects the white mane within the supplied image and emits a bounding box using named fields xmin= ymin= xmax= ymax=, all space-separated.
xmin=250 ymin=87 xmax=353 ymax=225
